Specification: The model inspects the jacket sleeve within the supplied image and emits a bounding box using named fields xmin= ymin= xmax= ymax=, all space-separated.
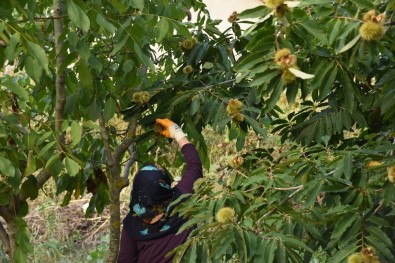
xmin=175 ymin=143 xmax=203 ymax=194
xmin=117 ymin=227 xmax=138 ymax=263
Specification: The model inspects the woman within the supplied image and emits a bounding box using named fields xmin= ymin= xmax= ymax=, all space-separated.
xmin=117 ymin=118 xmax=203 ymax=263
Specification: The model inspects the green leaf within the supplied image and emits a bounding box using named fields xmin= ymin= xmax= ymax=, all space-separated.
xmin=27 ymin=41 xmax=49 ymax=74
xmin=304 ymin=180 xmax=323 ymax=207
xmin=300 ymin=20 xmax=329 ymax=45
xmin=288 ymin=68 xmax=315 ymax=79
xmin=103 ymin=97 xmax=117 ymax=122
xmin=331 ymin=213 xmax=357 ymax=239
xmin=67 ymin=0 xmax=90 ymax=33
xmin=4 ymin=33 xmax=20 ymax=61
xmin=64 ymin=157 xmax=80 ymax=177
xmin=1 ymin=79 xmax=29 ymax=101
xmin=20 ymin=175 xmax=39 ymax=200
xmin=265 ymin=239 xmax=277 ymax=263
xmin=282 ymin=235 xmax=313 ymax=252
xmin=328 ymin=243 xmax=358 ymax=263
xmin=24 ymin=151 xmax=36 ymax=176
xmin=77 ymin=61 xmax=93 ymax=88
xmin=131 ymin=0 xmax=144 ymax=10
xmin=96 ymin=13 xmax=116 ymax=34
xmin=133 ymin=42 xmax=154 ymax=71
xmin=341 ymin=71 xmax=355 ymax=110
xmin=366 ymin=226 xmax=393 ymax=248
xmin=110 ymin=35 xmax=128 ymax=56
xmin=71 ymin=121 xmax=82 ymax=146
xmin=36 ymin=131 xmax=53 ymax=145
xmin=337 ymin=34 xmax=360 ymax=54
xmin=24 ymin=55 xmax=42 ymax=83
xmin=45 ymin=152 xmax=61 ymax=168
xmin=0 ymin=156 xmax=15 ymax=177
xmin=244 ymin=115 xmax=267 ymax=137
xmin=173 ymin=22 xmax=192 ymax=38
xmin=343 ymin=152 xmax=352 ymax=180
xmin=349 ymin=0 xmax=374 ymax=8
xmin=318 ymin=65 xmax=337 ymax=100
xmin=37 ymin=141 xmax=57 ymax=158
xmin=239 ymin=6 xmax=267 ymax=19
xmin=247 ymin=71 xmax=279 ymax=87
xmin=157 ymin=18 xmax=169 ymax=42
xmin=329 ymin=19 xmax=342 ymax=45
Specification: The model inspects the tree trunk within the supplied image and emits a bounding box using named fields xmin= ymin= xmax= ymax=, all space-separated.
xmin=107 ymin=188 xmax=121 ymax=262
xmin=0 ymin=220 xmax=11 ymax=257
xmin=4 ymin=218 xmax=18 ymax=261
xmin=99 ymin=115 xmax=137 ymax=263
xmin=0 ymin=197 xmax=20 ymax=261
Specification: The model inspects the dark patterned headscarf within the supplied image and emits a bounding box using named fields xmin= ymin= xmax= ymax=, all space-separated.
xmin=123 ymin=164 xmax=187 ymax=240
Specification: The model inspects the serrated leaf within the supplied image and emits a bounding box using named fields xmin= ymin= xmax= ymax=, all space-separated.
xmin=329 ymin=243 xmax=358 ymax=263
xmin=282 ymin=235 xmax=313 ymax=252
xmin=244 ymin=115 xmax=267 ymax=137
xmin=64 ymin=157 xmax=80 ymax=176
xmin=331 ymin=213 xmax=357 ymax=239
xmin=67 ymin=0 xmax=90 ymax=33
xmin=0 ymin=156 xmax=15 ymax=177
xmin=318 ymin=65 xmax=337 ymax=100
xmin=289 ymin=68 xmax=315 ymax=79
xmin=300 ymin=20 xmax=329 ymax=45
xmin=71 ymin=121 xmax=82 ymax=146
xmin=2 ymin=79 xmax=29 ymax=101
xmin=265 ymin=239 xmax=277 ymax=263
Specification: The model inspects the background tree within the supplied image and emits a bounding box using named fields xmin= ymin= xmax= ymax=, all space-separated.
xmin=169 ymin=0 xmax=395 ymax=262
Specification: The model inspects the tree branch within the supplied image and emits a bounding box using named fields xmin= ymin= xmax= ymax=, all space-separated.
xmin=98 ymin=114 xmax=116 ymax=176
xmin=120 ymin=116 xmax=138 ymax=179
xmin=113 ymin=117 xmax=137 ymax=164
xmin=54 ymin=0 xmax=66 ymax=138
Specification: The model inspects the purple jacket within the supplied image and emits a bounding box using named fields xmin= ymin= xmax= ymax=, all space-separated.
xmin=117 ymin=143 xmax=203 ymax=263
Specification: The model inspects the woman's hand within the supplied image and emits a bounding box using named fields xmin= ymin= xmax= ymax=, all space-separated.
xmin=156 ymin=118 xmax=189 ymax=148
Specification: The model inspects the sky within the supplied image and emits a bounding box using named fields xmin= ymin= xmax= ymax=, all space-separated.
xmin=203 ymin=0 xmax=262 ymax=30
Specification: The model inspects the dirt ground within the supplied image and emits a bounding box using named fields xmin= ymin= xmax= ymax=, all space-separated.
xmin=25 ymin=196 xmax=130 ymax=250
